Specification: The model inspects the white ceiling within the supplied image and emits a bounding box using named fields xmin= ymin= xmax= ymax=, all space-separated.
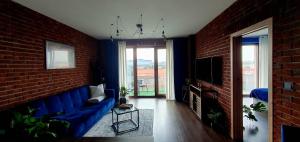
xmin=13 ymin=0 xmax=236 ymax=39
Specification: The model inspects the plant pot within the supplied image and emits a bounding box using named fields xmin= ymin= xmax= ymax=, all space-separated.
xmin=119 ymin=97 xmax=127 ymax=104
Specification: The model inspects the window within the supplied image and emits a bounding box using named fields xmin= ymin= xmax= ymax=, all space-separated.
xmin=157 ymin=49 xmax=166 ymax=95
xmin=126 ymin=48 xmax=134 ymax=96
xmin=242 ymin=45 xmax=258 ymax=95
xmin=125 ymin=47 xmax=166 ymax=97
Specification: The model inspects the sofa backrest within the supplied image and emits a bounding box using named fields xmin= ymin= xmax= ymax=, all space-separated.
xmin=60 ymin=92 xmax=75 ymax=113
xmin=31 ymin=85 xmax=91 ymax=117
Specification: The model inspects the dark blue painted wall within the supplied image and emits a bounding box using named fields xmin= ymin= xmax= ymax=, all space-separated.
xmin=100 ymin=40 xmax=119 ymax=102
xmin=173 ymin=38 xmax=188 ymax=102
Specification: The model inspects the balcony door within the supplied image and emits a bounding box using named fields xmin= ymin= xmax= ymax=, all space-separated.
xmin=126 ymin=47 xmax=166 ymax=97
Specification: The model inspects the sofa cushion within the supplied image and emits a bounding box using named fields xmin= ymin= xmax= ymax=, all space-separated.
xmin=46 ymin=95 xmax=64 ymax=114
xmin=70 ymin=89 xmax=83 ymax=108
xmin=60 ymin=92 xmax=75 ymax=113
xmin=31 ymin=100 xmax=48 ymax=117
xmin=83 ymin=97 xmax=114 ymax=111
xmin=79 ymin=86 xmax=90 ymax=103
xmin=53 ymin=111 xmax=84 ymax=124
xmin=79 ymin=108 xmax=98 ymax=116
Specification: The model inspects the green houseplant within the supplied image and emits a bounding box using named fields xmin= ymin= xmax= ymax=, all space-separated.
xmin=207 ymin=109 xmax=222 ymax=128
xmin=243 ymin=102 xmax=267 ymax=130
xmin=9 ymin=107 xmax=70 ymax=142
xmin=119 ymin=86 xmax=129 ymax=104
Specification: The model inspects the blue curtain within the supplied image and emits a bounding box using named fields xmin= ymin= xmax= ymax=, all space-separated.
xmin=173 ymin=38 xmax=188 ymax=102
xmin=100 ymin=40 xmax=119 ymax=102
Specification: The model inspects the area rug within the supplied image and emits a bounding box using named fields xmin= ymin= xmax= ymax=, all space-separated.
xmin=84 ymin=109 xmax=154 ymax=137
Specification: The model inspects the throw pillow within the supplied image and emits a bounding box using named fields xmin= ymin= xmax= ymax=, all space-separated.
xmin=89 ymin=86 xmax=98 ymax=97
xmin=87 ymin=96 xmax=106 ymax=104
xmin=97 ymin=84 xmax=105 ymax=96
xmin=89 ymin=84 xmax=105 ymax=98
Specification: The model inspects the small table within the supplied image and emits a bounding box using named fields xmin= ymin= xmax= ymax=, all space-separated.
xmin=111 ymin=106 xmax=139 ymax=135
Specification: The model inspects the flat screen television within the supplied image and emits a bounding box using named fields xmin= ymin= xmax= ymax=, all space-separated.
xmin=195 ymin=58 xmax=211 ymax=83
xmin=211 ymin=56 xmax=223 ymax=85
xmin=195 ymin=56 xmax=223 ymax=85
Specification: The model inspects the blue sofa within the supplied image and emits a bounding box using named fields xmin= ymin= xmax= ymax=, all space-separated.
xmin=31 ymin=85 xmax=115 ymax=138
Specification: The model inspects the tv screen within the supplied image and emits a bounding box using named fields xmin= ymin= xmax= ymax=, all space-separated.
xmin=211 ymin=56 xmax=223 ymax=85
xmin=195 ymin=58 xmax=211 ymax=83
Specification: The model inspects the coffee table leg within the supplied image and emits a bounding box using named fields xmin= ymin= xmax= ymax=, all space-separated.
xmin=111 ymin=110 xmax=113 ymax=123
xmin=137 ymin=109 xmax=139 ymax=128
xmin=117 ymin=114 xmax=119 ymax=133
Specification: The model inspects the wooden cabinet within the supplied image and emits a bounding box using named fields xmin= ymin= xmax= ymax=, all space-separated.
xmin=189 ymin=85 xmax=202 ymax=120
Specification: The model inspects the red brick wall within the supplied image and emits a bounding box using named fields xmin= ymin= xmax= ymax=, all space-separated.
xmin=195 ymin=0 xmax=300 ymax=141
xmin=0 ymin=0 xmax=98 ymax=110
xmin=273 ymin=0 xmax=300 ymax=141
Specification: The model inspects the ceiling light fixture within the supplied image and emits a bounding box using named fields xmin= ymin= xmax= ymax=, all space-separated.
xmin=110 ymin=14 xmax=167 ymax=41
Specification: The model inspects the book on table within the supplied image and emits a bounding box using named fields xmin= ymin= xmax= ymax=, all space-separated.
xmin=119 ymin=104 xmax=133 ymax=109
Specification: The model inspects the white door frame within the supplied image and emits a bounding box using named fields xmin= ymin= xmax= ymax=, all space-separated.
xmin=230 ymin=17 xmax=273 ymax=142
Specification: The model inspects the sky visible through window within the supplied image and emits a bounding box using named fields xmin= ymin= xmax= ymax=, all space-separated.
xmin=242 ymin=45 xmax=257 ymax=95
xmin=242 ymin=45 xmax=255 ymax=62
xmin=126 ymin=48 xmax=166 ymax=62
xmin=137 ymin=48 xmax=154 ymax=61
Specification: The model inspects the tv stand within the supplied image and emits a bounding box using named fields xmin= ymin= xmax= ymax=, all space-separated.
xmin=189 ymin=85 xmax=202 ymax=119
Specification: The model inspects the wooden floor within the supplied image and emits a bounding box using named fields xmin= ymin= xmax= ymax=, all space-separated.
xmin=132 ymin=98 xmax=232 ymax=142
xmin=74 ymin=98 xmax=232 ymax=142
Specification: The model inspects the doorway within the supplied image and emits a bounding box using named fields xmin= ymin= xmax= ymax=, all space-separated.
xmin=126 ymin=47 xmax=166 ymax=97
xmin=230 ymin=18 xmax=273 ymax=142
xmin=242 ymin=28 xmax=269 ymax=142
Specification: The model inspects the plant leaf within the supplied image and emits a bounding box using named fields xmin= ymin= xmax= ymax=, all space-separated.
xmin=251 ymin=102 xmax=267 ymax=112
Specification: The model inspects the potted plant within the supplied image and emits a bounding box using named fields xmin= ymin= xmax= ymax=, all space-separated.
xmin=185 ymin=78 xmax=191 ymax=86
xmin=9 ymin=107 xmax=70 ymax=142
xmin=243 ymin=102 xmax=266 ymax=131
xmin=207 ymin=109 xmax=222 ymax=128
xmin=119 ymin=86 xmax=129 ymax=104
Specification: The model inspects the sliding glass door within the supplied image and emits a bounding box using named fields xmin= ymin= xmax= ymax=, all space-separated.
xmin=157 ymin=49 xmax=166 ymax=95
xmin=126 ymin=48 xmax=134 ymax=96
xmin=126 ymin=47 xmax=166 ymax=97
xmin=137 ymin=48 xmax=155 ymax=96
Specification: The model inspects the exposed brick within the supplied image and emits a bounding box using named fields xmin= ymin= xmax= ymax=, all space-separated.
xmin=0 ymin=1 xmax=97 ymax=110
xmin=195 ymin=0 xmax=300 ymax=141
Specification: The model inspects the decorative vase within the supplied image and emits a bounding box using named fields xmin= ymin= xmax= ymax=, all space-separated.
xmin=119 ymin=96 xmax=127 ymax=104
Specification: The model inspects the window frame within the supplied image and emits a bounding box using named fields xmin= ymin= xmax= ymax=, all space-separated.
xmin=126 ymin=45 xmax=166 ymax=98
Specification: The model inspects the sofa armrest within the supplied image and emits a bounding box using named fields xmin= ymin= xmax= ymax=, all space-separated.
xmin=105 ymin=89 xmax=115 ymax=99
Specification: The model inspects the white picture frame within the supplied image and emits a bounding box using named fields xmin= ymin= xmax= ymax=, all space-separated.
xmin=46 ymin=41 xmax=75 ymax=69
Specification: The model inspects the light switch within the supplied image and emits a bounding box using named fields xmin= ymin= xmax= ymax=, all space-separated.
xmin=283 ymin=82 xmax=294 ymax=91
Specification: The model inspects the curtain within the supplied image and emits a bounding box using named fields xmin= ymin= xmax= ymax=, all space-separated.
xmin=258 ymin=35 xmax=268 ymax=88
xmin=166 ymin=40 xmax=175 ymax=100
xmin=118 ymin=41 xmax=127 ymax=89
